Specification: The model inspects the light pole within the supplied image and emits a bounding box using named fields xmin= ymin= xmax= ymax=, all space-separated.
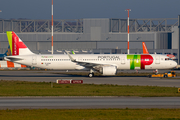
xmin=125 ymin=9 xmax=131 ymax=54
xmin=51 ymin=0 xmax=54 ymax=54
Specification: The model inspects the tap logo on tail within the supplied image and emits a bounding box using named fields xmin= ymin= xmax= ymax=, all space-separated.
xmin=6 ymin=31 xmax=33 ymax=56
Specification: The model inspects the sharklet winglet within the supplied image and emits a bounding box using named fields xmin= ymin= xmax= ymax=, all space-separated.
xmin=65 ymin=50 xmax=76 ymax=62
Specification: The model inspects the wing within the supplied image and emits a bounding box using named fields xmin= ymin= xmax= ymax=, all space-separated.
xmin=65 ymin=51 xmax=117 ymax=70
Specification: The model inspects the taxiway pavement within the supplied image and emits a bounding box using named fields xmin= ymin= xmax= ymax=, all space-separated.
xmin=0 ymin=70 xmax=180 ymax=87
xmin=0 ymin=97 xmax=180 ymax=109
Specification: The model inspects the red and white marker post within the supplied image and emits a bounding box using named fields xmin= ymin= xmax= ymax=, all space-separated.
xmin=125 ymin=9 xmax=131 ymax=54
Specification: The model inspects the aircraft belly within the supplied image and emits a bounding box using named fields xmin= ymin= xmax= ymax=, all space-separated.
xmin=146 ymin=63 xmax=164 ymax=69
xmin=118 ymin=64 xmax=130 ymax=69
xmin=56 ymin=62 xmax=76 ymax=70
xmin=13 ymin=60 xmax=31 ymax=67
xmin=38 ymin=61 xmax=76 ymax=70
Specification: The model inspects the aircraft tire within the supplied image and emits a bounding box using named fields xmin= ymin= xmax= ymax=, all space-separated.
xmin=88 ymin=73 xmax=93 ymax=78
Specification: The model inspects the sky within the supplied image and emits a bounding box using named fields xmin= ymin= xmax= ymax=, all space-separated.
xmin=0 ymin=0 xmax=180 ymax=20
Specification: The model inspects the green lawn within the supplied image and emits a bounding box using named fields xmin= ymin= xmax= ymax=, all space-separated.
xmin=0 ymin=109 xmax=180 ymax=120
xmin=0 ymin=80 xmax=180 ymax=97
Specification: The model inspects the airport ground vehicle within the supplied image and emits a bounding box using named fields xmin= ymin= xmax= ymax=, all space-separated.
xmin=148 ymin=71 xmax=177 ymax=78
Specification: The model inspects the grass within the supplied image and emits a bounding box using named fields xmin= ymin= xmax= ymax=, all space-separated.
xmin=0 ymin=80 xmax=180 ymax=119
xmin=0 ymin=109 xmax=180 ymax=120
xmin=0 ymin=80 xmax=180 ymax=97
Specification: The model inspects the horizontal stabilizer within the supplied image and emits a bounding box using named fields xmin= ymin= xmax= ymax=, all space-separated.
xmin=5 ymin=56 xmax=24 ymax=61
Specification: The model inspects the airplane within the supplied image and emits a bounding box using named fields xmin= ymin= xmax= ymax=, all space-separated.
xmin=0 ymin=46 xmax=27 ymax=69
xmin=142 ymin=42 xmax=149 ymax=54
xmin=4 ymin=31 xmax=177 ymax=77
xmin=0 ymin=46 xmax=11 ymax=60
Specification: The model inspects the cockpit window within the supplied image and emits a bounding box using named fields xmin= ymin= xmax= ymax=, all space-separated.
xmin=165 ymin=58 xmax=172 ymax=60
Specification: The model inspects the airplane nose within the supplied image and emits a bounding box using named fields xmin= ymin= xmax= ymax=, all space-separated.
xmin=172 ymin=61 xmax=177 ymax=68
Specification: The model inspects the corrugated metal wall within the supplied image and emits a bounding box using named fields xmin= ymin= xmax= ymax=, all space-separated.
xmin=156 ymin=33 xmax=172 ymax=49
xmin=0 ymin=18 xmax=174 ymax=54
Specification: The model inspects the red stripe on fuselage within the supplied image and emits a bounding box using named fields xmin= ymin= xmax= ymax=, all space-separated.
xmin=141 ymin=55 xmax=153 ymax=69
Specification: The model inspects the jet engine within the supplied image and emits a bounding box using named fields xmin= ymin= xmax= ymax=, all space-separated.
xmin=99 ymin=66 xmax=117 ymax=76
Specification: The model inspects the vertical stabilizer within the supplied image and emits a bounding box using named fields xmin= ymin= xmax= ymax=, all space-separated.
xmin=0 ymin=46 xmax=11 ymax=60
xmin=142 ymin=42 xmax=149 ymax=54
xmin=6 ymin=31 xmax=34 ymax=56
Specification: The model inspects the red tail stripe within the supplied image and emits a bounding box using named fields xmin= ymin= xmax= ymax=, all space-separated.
xmin=142 ymin=42 xmax=149 ymax=54
xmin=12 ymin=31 xmax=27 ymax=55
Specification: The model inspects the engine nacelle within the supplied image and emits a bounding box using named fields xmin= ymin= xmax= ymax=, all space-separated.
xmin=99 ymin=66 xmax=117 ymax=76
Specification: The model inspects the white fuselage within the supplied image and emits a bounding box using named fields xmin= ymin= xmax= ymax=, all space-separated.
xmin=6 ymin=54 xmax=177 ymax=70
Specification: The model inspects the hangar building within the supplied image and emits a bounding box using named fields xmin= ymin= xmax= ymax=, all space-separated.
xmin=0 ymin=16 xmax=180 ymax=63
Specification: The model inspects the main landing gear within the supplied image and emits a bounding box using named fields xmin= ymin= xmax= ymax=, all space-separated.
xmin=88 ymin=73 xmax=94 ymax=78
xmin=88 ymin=69 xmax=94 ymax=78
xmin=155 ymin=69 xmax=158 ymax=74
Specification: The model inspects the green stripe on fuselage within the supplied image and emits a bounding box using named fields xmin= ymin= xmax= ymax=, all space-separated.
xmin=127 ymin=55 xmax=141 ymax=69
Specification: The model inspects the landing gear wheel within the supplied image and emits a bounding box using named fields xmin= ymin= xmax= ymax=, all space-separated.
xmin=164 ymin=75 xmax=168 ymax=78
xmin=88 ymin=73 xmax=93 ymax=78
xmin=155 ymin=69 xmax=158 ymax=75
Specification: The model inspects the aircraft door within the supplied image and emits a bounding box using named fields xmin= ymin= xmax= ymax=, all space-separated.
xmin=32 ymin=56 xmax=37 ymax=65
xmin=155 ymin=56 xmax=160 ymax=64
xmin=121 ymin=57 xmax=125 ymax=64
xmin=78 ymin=57 xmax=83 ymax=61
